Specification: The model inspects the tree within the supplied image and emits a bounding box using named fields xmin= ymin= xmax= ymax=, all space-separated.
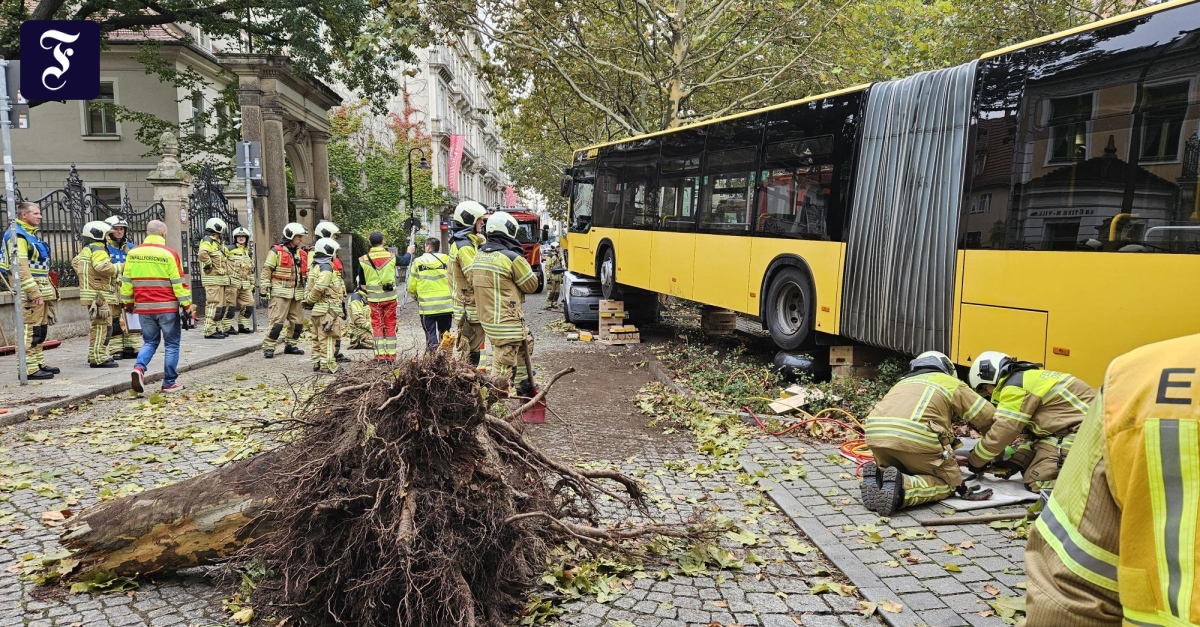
xmin=1 ymin=0 xmax=429 ymax=113
xmin=328 ymin=100 xmax=447 ymax=248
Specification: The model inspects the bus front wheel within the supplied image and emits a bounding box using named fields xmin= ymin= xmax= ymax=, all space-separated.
xmin=599 ymin=247 xmax=619 ymax=300
xmin=766 ymin=267 xmax=814 ymax=350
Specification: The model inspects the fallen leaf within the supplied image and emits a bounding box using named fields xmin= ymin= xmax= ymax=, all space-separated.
xmin=944 ymin=563 xmax=962 ymax=572
xmin=880 ymin=600 xmax=904 ymax=613
xmin=960 ymin=540 xmax=975 ymax=550
xmin=231 ymin=607 xmax=254 ymax=624
xmin=858 ymin=601 xmax=878 ymax=616
xmin=984 ymin=583 xmax=1000 ymax=595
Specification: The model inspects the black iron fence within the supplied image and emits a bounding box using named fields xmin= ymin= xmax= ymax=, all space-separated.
xmin=2 ymin=166 xmax=165 ymax=288
xmin=184 ymin=163 xmax=241 ymax=311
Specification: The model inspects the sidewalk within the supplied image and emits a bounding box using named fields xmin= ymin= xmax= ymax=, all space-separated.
xmin=0 ymin=327 xmax=266 ymax=427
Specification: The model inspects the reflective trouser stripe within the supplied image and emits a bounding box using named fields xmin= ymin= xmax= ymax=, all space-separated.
xmin=1124 ymin=608 xmax=1199 ymax=627
xmin=1147 ymin=419 xmax=1200 ymax=622
xmin=901 ymin=474 xmax=954 ymax=508
xmin=89 ymin=323 xmax=109 ymax=365
xmin=1034 ymin=495 xmax=1118 ymax=591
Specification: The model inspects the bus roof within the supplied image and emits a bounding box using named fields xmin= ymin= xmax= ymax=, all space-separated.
xmin=576 ymin=0 xmax=1197 ymax=158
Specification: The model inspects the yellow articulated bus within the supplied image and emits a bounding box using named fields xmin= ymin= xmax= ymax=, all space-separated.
xmin=560 ymin=0 xmax=1200 ymax=386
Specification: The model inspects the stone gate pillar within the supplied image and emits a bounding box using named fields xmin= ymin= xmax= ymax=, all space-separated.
xmin=262 ymin=103 xmax=290 ymax=247
xmin=146 ymin=132 xmax=190 ymax=255
xmin=311 ymin=131 xmax=332 ymax=222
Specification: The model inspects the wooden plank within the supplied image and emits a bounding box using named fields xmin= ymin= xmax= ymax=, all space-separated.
xmin=599 ymin=300 xmax=624 ymax=311
xmin=832 ymin=364 xmax=879 ymax=380
xmin=829 ymin=345 xmax=888 ymax=366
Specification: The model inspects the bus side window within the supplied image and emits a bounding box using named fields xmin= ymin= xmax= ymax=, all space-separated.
xmin=658 ymin=129 xmax=705 ymax=232
xmin=699 ymin=147 xmax=758 ymax=234
xmin=758 ymin=137 xmax=835 ymax=240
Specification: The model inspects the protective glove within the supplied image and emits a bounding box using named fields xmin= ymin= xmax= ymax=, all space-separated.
xmin=302 ymin=301 xmax=314 ymax=311
xmin=989 ymin=460 xmax=1023 ymax=480
xmin=321 ymin=316 xmax=334 ymax=332
xmin=259 ymin=289 xmax=270 ymax=300
xmin=87 ymin=300 xmax=100 ymax=319
xmin=383 ymin=283 xmax=394 ymax=292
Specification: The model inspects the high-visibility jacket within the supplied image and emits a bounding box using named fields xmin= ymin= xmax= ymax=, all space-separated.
xmin=347 ymin=292 xmax=371 ymax=329
xmin=967 ymin=368 xmax=1095 ymax=468
xmin=448 ymin=229 xmax=484 ymax=321
xmin=1025 ymin=333 xmax=1200 ymax=626
xmin=260 ymin=243 xmax=307 ymax=300
xmin=467 ymin=239 xmax=539 ymax=344
xmin=358 ymin=246 xmax=397 ymax=303
xmin=73 ymin=242 xmax=116 ymax=305
xmin=408 ymin=252 xmax=453 ymax=315
xmin=304 ymin=257 xmax=345 ymax=317
xmin=226 ymin=243 xmax=254 ymax=290
xmin=865 ymin=371 xmax=994 ymax=455
xmin=0 ymin=219 xmax=56 ymax=301
xmin=119 ymin=235 xmax=191 ymax=314
xmin=198 ymin=235 xmax=230 ymax=286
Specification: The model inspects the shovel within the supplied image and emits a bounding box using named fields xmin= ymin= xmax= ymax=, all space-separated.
xmin=517 ymin=340 xmax=545 ymax=424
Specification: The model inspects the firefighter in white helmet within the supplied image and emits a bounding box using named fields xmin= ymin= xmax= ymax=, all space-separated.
xmin=197 ymin=217 xmax=231 ymax=339
xmin=467 ymin=211 xmax=539 ymax=393
xmin=104 ymin=215 xmax=139 ymax=359
xmin=305 ymin=237 xmax=345 ymax=374
xmin=448 ymin=200 xmax=488 ymax=366
xmin=225 ymin=227 xmax=255 ymax=334
xmin=260 ymin=222 xmax=309 ymax=358
xmin=73 ymin=220 xmax=118 ymax=367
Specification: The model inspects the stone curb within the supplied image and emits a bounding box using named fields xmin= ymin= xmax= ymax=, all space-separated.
xmin=0 ymin=343 xmax=262 ymax=428
xmin=646 ymin=355 xmax=923 ymax=627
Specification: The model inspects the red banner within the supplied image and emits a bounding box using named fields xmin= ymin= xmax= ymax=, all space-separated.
xmin=504 ymin=186 xmax=518 ymax=208
xmin=447 ymin=134 xmax=464 ymax=194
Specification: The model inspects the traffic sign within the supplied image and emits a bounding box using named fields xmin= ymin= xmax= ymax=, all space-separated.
xmin=236 ymin=141 xmax=262 ymax=180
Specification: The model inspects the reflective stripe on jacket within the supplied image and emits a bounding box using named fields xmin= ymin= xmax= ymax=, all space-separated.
xmin=448 ymin=230 xmax=483 ymax=321
xmin=226 ymin=243 xmax=254 ymax=290
xmin=358 ymin=247 xmax=397 ymax=303
xmin=865 ymin=371 xmax=995 ymax=454
xmin=408 ymin=252 xmax=453 ymax=315
xmin=968 ymin=369 xmax=1095 ymax=468
xmin=119 ymin=235 xmax=191 ymax=314
xmin=1025 ymin=333 xmax=1200 ymax=627
xmin=260 ymin=244 xmax=307 ymax=299
xmin=73 ymin=242 xmax=116 ymax=304
xmin=467 ymin=243 xmax=538 ymax=343
xmin=197 ymin=236 xmax=230 ymax=286
xmin=304 ymin=258 xmax=344 ymax=316
xmin=0 ymin=219 xmax=55 ymax=300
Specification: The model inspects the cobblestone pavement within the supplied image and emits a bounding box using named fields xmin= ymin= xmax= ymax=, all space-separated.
xmin=743 ymin=438 xmax=1029 ymax=627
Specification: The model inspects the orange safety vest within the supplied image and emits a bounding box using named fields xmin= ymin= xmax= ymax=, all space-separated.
xmin=271 ymin=244 xmax=308 ymax=282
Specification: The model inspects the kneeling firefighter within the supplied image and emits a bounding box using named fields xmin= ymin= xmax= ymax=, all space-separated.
xmin=861 ymin=351 xmax=996 ymax=516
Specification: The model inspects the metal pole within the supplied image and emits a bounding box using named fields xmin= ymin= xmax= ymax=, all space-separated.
xmin=242 ymin=142 xmax=257 ymax=332
xmin=0 ymin=60 xmax=28 ymax=385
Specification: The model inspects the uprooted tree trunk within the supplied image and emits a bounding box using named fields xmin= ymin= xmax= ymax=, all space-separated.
xmin=59 ymin=356 xmax=712 ymax=627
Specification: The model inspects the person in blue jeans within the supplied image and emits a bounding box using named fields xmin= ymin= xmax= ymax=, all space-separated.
xmin=119 ymin=220 xmax=193 ymax=394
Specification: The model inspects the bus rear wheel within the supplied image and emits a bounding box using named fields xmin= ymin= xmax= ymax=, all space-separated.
xmin=599 ymin=247 xmax=619 ymax=300
xmin=766 ymin=267 xmax=814 ymax=350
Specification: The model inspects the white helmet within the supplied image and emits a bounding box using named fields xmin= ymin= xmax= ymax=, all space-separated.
xmin=454 ymin=200 xmax=488 ymax=227
xmin=969 ymin=351 xmax=1013 ymax=391
xmin=205 ymin=217 xmax=228 ymax=234
xmin=232 ymin=227 xmax=251 ymax=240
xmin=81 ymin=220 xmax=111 ymax=241
xmin=313 ymin=237 xmax=340 ymax=257
xmin=104 ymin=215 xmax=129 ymax=229
xmin=315 ymin=221 xmax=340 ymax=239
xmin=485 ymin=211 xmax=519 ymax=238
xmin=910 ymin=350 xmax=955 ymax=376
xmin=550 ymin=241 xmax=560 ymax=249
xmin=282 ymin=222 xmax=307 ymax=240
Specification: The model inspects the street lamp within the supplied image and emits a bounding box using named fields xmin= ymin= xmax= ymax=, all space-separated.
xmin=405 ymin=147 xmax=430 ymax=232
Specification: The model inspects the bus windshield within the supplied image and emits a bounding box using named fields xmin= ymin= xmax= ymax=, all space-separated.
xmin=569 ymin=165 xmax=596 ymax=232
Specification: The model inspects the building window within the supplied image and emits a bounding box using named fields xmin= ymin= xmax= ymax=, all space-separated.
xmin=969 ymin=193 xmax=992 ymax=214
xmin=90 ymin=186 xmax=122 ymax=207
xmin=1140 ymin=82 xmax=1190 ymax=162
xmin=191 ymin=92 xmax=205 ymax=137
xmin=1049 ymin=94 xmax=1093 ymax=163
xmin=86 ymin=82 xmax=118 ymax=136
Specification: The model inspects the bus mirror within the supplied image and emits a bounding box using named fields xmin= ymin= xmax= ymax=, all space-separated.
xmin=560 ymin=175 xmax=573 ymax=197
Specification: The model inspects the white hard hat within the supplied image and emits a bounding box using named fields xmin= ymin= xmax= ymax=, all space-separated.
xmin=205 ymin=217 xmax=228 ymax=234
xmin=485 ymin=211 xmax=519 ymax=238
xmin=910 ymin=350 xmax=954 ymax=376
xmin=315 ymin=221 xmax=340 ymax=239
xmin=454 ymin=200 xmax=488 ymax=227
xmin=104 ymin=215 xmax=129 ymax=229
xmin=282 ymin=222 xmax=307 ymax=240
xmin=969 ymin=351 xmax=1012 ymax=391
xmin=81 ymin=220 xmax=111 ymax=241
xmin=232 ymin=227 xmax=251 ymax=239
xmin=313 ymin=237 xmax=340 ymax=256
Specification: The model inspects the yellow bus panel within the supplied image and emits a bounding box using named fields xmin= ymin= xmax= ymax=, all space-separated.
xmin=616 ymin=230 xmax=654 ymax=290
xmin=747 ymin=239 xmax=845 ymax=334
xmin=648 ymin=232 xmax=696 ymax=299
xmin=959 ymin=250 xmax=1200 ymax=387
xmin=692 ymin=235 xmax=752 ymax=312
xmin=957 ymin=304 xmax=1048 ymax=373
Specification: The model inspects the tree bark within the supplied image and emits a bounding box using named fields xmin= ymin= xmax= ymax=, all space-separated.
xmin=60 ymin=450 xmax=283 ymax=578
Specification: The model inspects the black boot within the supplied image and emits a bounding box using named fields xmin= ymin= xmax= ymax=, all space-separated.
xmin=874 ymin=467 xmax=905 ymax=517
xmin=121 ymin=348 xmax=138 ymax=359
xmin=238 ymin=326 xmax=252 ymax=334
xmin=264 ymin=349 xmax=275 ymax=358
xmin=28 ymin=370 xmax=54 ymax=380
xmin=90 ymin=359 xmax=120 ymax=368
xmin=284 ymin=345 xmax=305 ymax=355
xmin=39 ymin=365 xmax=61 ymax=374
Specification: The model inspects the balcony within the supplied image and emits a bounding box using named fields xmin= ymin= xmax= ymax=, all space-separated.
xmin=430 ymin=117 xmax=455 ymax=137
xmin=427 ymin=46 xmax=452 ymax=74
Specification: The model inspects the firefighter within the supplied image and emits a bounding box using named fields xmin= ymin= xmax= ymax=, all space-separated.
xmin=104 ymin=215 xmax=139 ymax=359
xmin=408 ymin=237 xmax=454 ymax=353
xmin=860 ymin=351 xmax=995 ymax=515
xmin=357 ymin=231 xmax=398 ymax=361
xmin=468 ymin=211 xmax=539 ymax=393
xmin=345 ymin=286 xmax=374 ymax=350
xmin=225 ymin=227 xmax=255 ymax=334
xmin=544 ymin=242 xmax=563 ymax=310
xmin=448 ymin=200 xmax=488 ymax=366
xmin=0 ymin=202 xmax=59 ymax=380
xmin=260 ymin=222 xmax=308 ymax=358
xmin=1022 ymin=333 xmax=1200 ymax=627
xmin=312 ymin=220 xmax=348 ymax=362
xmin=305 ymin=237 xmax=344 ymax=374
xmin=73 ymin=221 xmax=119 ymax=368
xmin=966 ymin=351 xmax=1095 ymax=492
xmin=197 ymin=217 xmax=231 ymax=339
